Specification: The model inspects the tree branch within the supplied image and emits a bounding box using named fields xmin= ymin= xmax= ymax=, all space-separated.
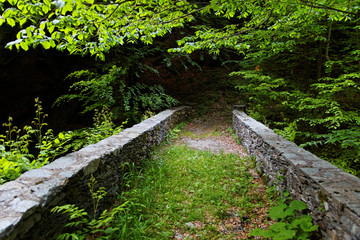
xmin=231 ymin=8 xmax=274 ymax=37
xmin=98 ymin=1 xmax=124 ymax=23
xmin=299 ymin=0 xmax=357 ymax=16
xmin=160 ymin=6 xmax=207 ymax=24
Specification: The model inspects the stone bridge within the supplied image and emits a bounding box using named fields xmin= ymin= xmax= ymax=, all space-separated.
xmin=0 ymin=106 xmax=359 ymax=239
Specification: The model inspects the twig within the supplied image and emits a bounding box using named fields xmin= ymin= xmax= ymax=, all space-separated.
xmin=161 ymin=6 xmax=207 ymax=24
xmin=299 ymin=0 xmax=357 ymax=16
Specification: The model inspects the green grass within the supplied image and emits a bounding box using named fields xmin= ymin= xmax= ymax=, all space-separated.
xmin=110 ymin=145 xmax=276 ymax=239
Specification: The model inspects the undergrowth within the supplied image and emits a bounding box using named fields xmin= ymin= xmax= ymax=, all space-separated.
xmin=249 ymin=193 xmax=319 ymax=240
xmin=232 ymin=70 xmax=360 ymax=177
xmin=133 ymin=146 xmax=270 ymax=239
xmin=0 ymin=100 xmax=128 ymax=185
xmin=52 ymin=174 xmax=129 ymax=240
xmin=0 ymin=98 xmax=70 ymax=184
xmin=55 ymin=65 xmax=179 ymax=124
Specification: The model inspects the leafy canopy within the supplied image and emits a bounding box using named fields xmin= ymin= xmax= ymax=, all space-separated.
xmin=0 ymin=0 xmax=196 ymax=60
xmin=1 ymin=0 xmax=359 ymax=59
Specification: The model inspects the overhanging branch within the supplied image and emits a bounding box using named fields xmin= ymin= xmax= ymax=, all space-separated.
xmin=299 ymin=0 xmax=357 ymax=16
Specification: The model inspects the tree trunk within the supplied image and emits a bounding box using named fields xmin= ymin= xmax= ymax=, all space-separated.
xmin=325 ymin=21 xmax=332 ymax=62
xmin=316 ymin=41 xmax=322 ymax=79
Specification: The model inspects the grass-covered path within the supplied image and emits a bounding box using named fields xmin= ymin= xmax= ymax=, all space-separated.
xmin=113 ymin=110 xmax=277 ymax=239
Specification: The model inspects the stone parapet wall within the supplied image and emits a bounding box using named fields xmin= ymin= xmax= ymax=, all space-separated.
xmin=0 ymin=106 xmax=191 ymax=240
xmin=233 ymin=109 xmax=360 ymax=240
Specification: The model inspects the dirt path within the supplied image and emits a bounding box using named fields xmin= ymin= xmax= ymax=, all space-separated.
xmin=166 ymin=110 xmax=274 ymax=239
xmin=174 ymin=111 xmax=247 ymax=157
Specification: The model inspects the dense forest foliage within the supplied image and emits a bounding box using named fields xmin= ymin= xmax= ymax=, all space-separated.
xmin=0 ymin=0 xmax=359 ymax=177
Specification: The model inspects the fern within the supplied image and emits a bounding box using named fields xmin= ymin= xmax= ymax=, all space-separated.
xmin=56 ymin=65 xmax=179 ymax=124
xmin=52 ymin=175 xmax=128 ymax=240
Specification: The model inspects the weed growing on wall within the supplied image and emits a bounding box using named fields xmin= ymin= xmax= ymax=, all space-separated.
xmin=165 ymin=122 xmax=185 ymax=144
xmin=226 ymin=127 xmax=241 ymax=145
xmin=52 ymin=174 xmax=128 ymax=240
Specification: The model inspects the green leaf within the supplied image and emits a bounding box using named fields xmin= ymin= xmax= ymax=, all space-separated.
xmin=6 ymin=18 xmax=15 ymax=27
xmin=41 ymin=41 xmax=51 ymax=49
xmin=20 ymin=41 xmax=29 ymax=51
xmin=48 ymin=24 xmax=55 ymax=34
xmin=269 ymin=222 xmax=289 ymax=232
xmin=248 ymin=226 xmax=270 ymax=237
xmin=40 ymin=22 xmax=46 ymax=30
xmin=50 ymin=40 xmax=56 ymax=48
xmin=58 ymin=133 xmax=65 ymax=140
xmin=298 ymin=216 xmax=319 ymax=232
xmin=42 ymin=4 xmax=50 ymax=13
xmin=8 ymin=0 xmax=17 ymax=5
xmin=268 ymin=203 xmax=288 ymax=220
xmin=19 ymin=18 xmax=27 ymax=26
xmin=273 ymin=229 xmax=296 ymax=240
xmin=289 ymin=200 xmax=307 ymax=211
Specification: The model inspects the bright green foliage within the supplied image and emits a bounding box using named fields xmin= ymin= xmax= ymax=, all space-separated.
xmin=140 ymin=109 xmax=155 ymax=122
xmin=0 ymin=121 xmax=33 ymax=184
xmin=2 ymin=0 xmax=357 ymax=59
xmin=233 ymin=70 xmax=360 ymax=176
xmin=0 ymin=0 xmax=196 ymax=60
xmin=0 ymin=98 xmax=70 ymax=184
xmin=31 ymin=98 xmax=72 ymax=164
xmin=230 ymin=70 xmax=292 ymax=125
xmin=55 ymin=65 xmax=179 ymax=123
xmin=64 ymin=107 xmax=126 ymax=151
xmin=249 ymin=200 xmax=318 ymax=240
xmin=51 ymin=174 xmax=128 ymax=240
xmin=0 ymin=100 xmax=126 ymax=185
xmin=171 ymin=0 xmax=359 ymax=56
xmin=296 ymin=73 xmax=360 ymax=130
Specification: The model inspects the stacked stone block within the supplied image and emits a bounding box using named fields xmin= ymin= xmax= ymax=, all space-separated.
xmin=0 ymin=106 xmax=191 ymax=240
xmin=233 ymin=109 xmax=360 ymax=239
